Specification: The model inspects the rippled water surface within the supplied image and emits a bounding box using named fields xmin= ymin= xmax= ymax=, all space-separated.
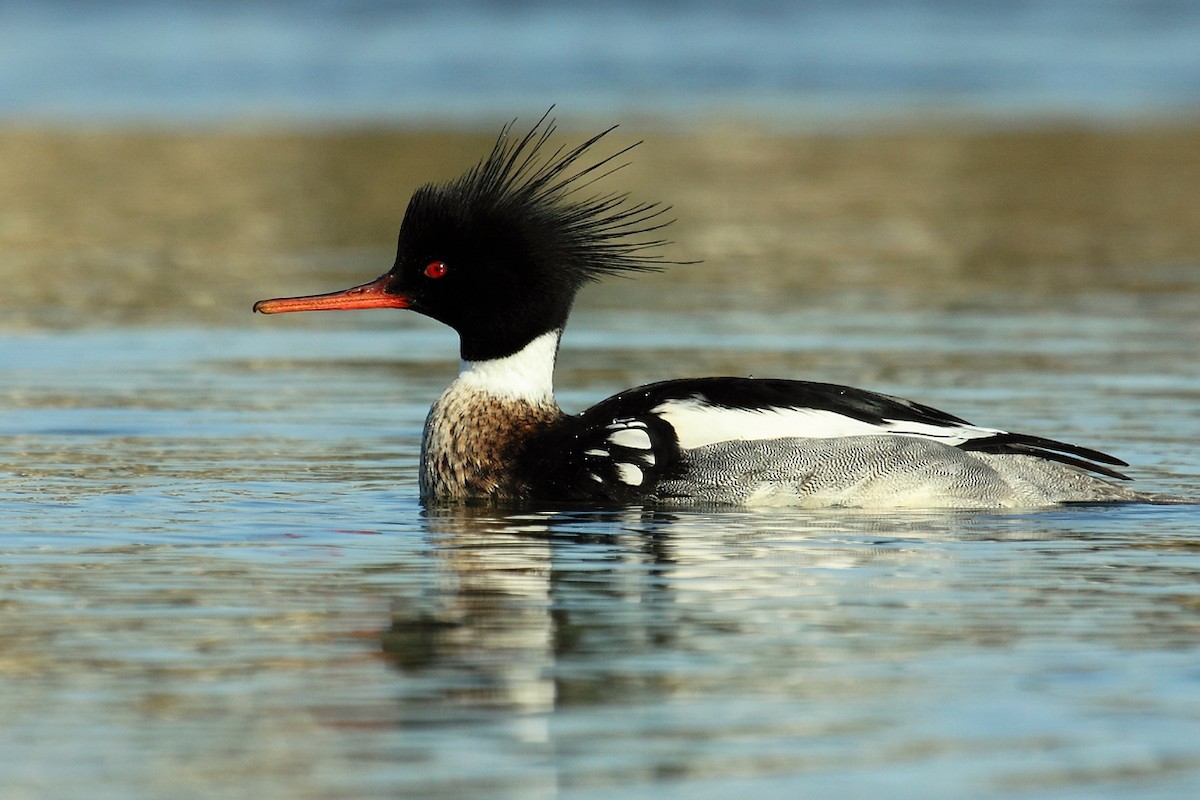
xmin=2 ymin=295 xmax=1198 ymax=799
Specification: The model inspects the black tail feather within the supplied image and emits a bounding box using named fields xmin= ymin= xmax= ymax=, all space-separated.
xmin=959 ymin=433 xmax=1132 ymax=481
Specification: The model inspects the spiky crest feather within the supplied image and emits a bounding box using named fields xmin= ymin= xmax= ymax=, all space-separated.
xmin=420 ymin=109 xmax=674 ymax=283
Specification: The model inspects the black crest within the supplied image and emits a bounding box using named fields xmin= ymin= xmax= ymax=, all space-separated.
xmin=402 ymin=109 xmax=674 ymax=285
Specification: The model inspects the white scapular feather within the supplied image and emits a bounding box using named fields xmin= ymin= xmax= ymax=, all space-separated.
xmin=652 ymin=397 xmax=1003 ymax=450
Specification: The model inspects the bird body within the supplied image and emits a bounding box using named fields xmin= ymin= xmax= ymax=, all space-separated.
xmin=255 ymin=112 xmax=1165 ymax=508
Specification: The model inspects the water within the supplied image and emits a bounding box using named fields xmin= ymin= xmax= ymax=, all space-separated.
xmin=3 ymin=0 xmax=1200 ymax=125
xmin=2 ymin=296 xmax=1199 ymax=798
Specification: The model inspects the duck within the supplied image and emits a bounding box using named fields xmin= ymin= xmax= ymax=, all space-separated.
xmin=254 ymin=112 xmax=1158 ymax=508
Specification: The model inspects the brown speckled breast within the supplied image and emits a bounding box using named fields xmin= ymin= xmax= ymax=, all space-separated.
xmin=419 ymin=383 xmax=565 ymax=502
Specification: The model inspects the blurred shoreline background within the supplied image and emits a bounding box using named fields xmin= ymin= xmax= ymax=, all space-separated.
xmin=4 ymin=125 xmax=1200 ymax=329
xmin=2 ymin=0 xmax=1199 ymax=327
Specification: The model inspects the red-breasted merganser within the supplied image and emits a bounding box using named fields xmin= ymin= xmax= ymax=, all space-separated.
xmin=254 ymin=113 xmax=1158 ymax=508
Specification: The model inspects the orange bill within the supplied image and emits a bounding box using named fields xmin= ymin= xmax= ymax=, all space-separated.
xmin=253 ymin=274 xmax=410 ymax=314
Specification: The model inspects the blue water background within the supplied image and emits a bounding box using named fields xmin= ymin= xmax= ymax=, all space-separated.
xmin=3 ymin=0 xmax=1200 ymax=125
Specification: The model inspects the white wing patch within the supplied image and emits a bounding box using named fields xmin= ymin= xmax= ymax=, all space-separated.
xmin=607 ymin=426 xmax=653 ymax=450
xmin=615 ymin=463 xmax=644 ymax=486
xmin=579 ymin=418 xmax=659 ymax=488
xmin=652 ymin=397 xmax=1004 ymax=450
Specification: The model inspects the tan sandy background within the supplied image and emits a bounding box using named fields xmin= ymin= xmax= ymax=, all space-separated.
xmin=2 ymin=122 xmax=1198 ymax=328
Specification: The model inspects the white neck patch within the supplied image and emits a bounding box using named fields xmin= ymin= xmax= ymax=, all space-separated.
xmin=454 ymin=329 xmax=561 ymax=404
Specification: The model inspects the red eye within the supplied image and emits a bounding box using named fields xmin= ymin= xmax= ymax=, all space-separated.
xmin=423 ymin=261 xmax=448 ymax=279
